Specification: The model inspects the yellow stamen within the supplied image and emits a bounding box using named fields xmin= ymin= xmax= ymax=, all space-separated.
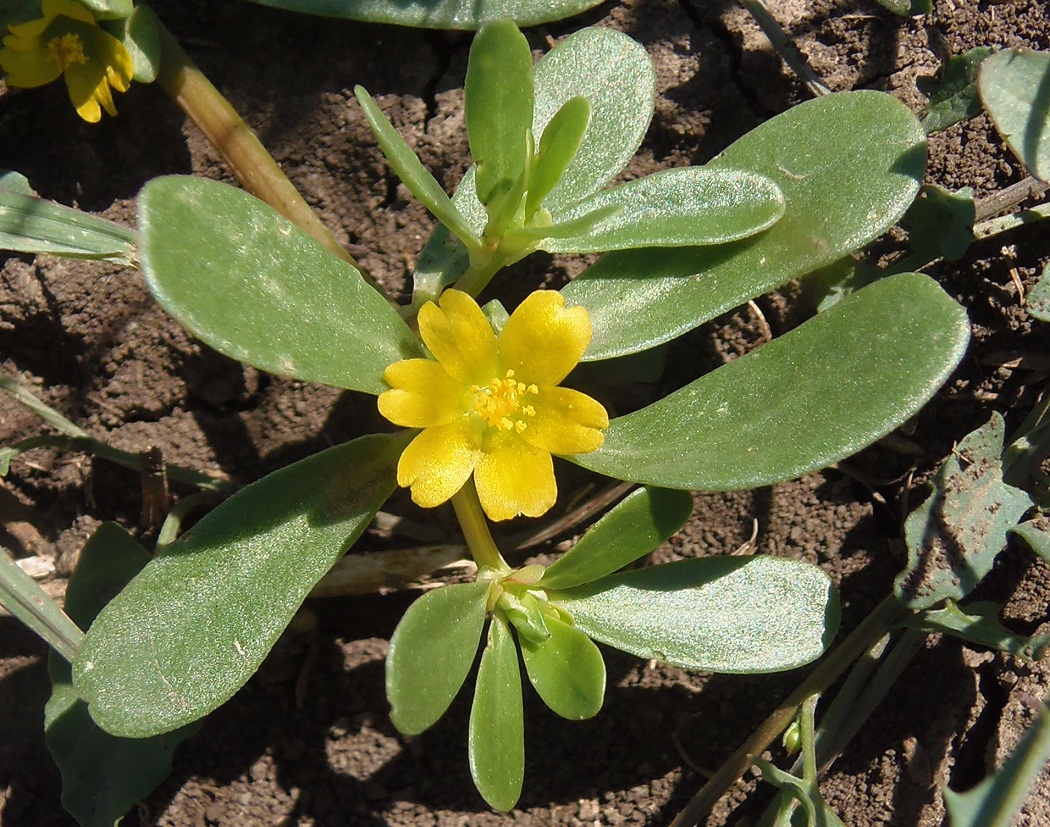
xmin=472 ymin=369 xmax=539 ymax=431
xmin=47 ymin=33 xmax=87 ymax=70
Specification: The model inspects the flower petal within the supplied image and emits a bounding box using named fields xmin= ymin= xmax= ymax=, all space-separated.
xmin=520 ymin=386 xmax=608 ymax=455
xmin=63 ymin=62 xmax=103 ymax=121
xmin=397 ymin=419 xmax=483 ymax=508
xmin=91 ymin=27 xmax=132 ymax=92
xmin=417 ymin=290 xmax=497 ymax=385
xmin=0 ymin=42 xmax=61 ymax=86
xmin=475 ymin=434 xmax=556 ymax=521
xmin=498 ymin=291 xmax=591 ymax=386
xmin=379 ymin=358 xmax=471 ymax=428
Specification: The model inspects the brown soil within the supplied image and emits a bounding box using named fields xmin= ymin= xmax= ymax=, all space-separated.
xmin=2 ymin=0 xmax=1050 ymax=824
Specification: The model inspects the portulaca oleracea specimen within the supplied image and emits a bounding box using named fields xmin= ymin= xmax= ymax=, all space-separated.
xmin=0 ymin=13 xmax=972 ymax=818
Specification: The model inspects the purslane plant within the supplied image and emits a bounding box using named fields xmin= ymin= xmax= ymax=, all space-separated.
xmin=1 ymin=13 xmax=977 ymax=820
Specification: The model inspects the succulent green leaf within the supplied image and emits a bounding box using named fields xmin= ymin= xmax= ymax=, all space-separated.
xmin=543 ymin=167 xmax=784 ymax=253
xmin=902 ymin=601 xmax=1050 ymax=661
xmin=944 ymin=702 xmax=1050 ymax=827
xmin=0 ymin=544 xmax=83 ymax=663
xmin=244 ymin=0 xmax=604 ymax=29
xmin=555 ymin=556 xmax=838 ymax=673
xmin=0 ymin=169 xmax=33 ymax=195
xmin=469 ymin=613 xmax=524 ymax=812
xmin=1025 ymin=264 xmax=1050 ymax=323
xmin=979 ymin=48 xmax=1050 ymax=181
xmin=139 ymin=175 xmax=420 ymax=394
xmin=527 ymin=96 xmax=590 ymax=216
xmin=466 ymin=20 xmax=533 ymax=211
xmin=520 ymin=614 xmax=605 ymax=720
xmin=539 ymin=487 xmax=694 ymax=590
xmin=355 ymin=86 xmax=482 ymax=250
xmin=896 ymin=413 xmax=1035 ymax=609
xmin=901 ymin=184 xmax=975 ymax=262
xmin=1011 ymin=516 xmax=1050 ymax=564
xmin=919 ymin=47 xmax=995 ymax=133
xmin=0 ymin=191 xmax=136 ymax=265
xmin=386 ymin=580 xmax=490 ymax=735
xmin=120 ymin=3 xmax=162 ymax=84
xmin=575 ymin=273 xmax=969 ymax=491
xmin=72 ymin=434 xmax=406 ymax=737
xmin=564 ymin=90 xmax=926 ymax=360
xmin=46 ymin=523 xmax=198 ymax=827
xmin=532 ymin=27 xmax=655 ymax=206
xmin=79 ymin=0 xmax=133 ymax=19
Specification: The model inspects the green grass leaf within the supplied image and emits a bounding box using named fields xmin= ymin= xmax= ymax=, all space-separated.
xmin=0 ymin=191 xmax=136 ymax=265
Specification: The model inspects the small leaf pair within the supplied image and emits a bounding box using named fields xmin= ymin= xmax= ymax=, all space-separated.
xmin=356 ymin=21 xmax=786 ymax=303
xmin=386 ymin=486 xmax=840 ymax=809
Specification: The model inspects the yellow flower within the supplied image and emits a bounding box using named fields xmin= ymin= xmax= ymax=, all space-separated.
xmin=1 ymin=0 xmax=133 ymax=122
xmin=379 ymin=289 xmax=609 ymax=521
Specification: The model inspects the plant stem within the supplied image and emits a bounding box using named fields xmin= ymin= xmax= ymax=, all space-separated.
xmin=451 ymin=481 xmax=509 ymax=573
xmin=153 ymin=18 xmax=386 ymax=296
xmin=454 ymin=250 xmax=511 ymax=299
xmin=668 ymin=594 xmax=906 ymax=827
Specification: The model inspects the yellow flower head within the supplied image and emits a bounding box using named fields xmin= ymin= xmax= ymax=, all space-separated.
xmin=379 ymin=289 xmax=609 ymax=521
xmin=1 ymin=0 xmax=133 ymax=122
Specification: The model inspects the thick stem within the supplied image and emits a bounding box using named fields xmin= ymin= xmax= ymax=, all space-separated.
xmin=451 ymin=481 xmax=510 ymax=573
xmin=154 ymin=20 xmax=387 ymax=296
xmin=668 ymin=594 xmax=906 ymax=827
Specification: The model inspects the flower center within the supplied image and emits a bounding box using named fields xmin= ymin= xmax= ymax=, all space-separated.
xmin=47 ymin=32 xmax=87 ymax=70
xmin=472 ymin=369 xmax=538 ymax=433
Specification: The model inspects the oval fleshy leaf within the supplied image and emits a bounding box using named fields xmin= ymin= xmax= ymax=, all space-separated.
xmin=245 ymin=0 xmax=604 ymax=29
xmin=520 ymin=614 xmax=605 ymax=720
xmin=46 ymin=524 xmax=199 ymax=827
xmin=564 ymin=90 xmax=927 ymax=360
xmin=574 ymin=273 xmax=969 ymax=490
xmin=467 ymin=20 xmax=533 ymax=209
xmin=139 ymin=175 xmax=421 ymax=394
xmin=978 ymin=48 xmax=1050 ymax=181
xmin=543 ymin=167 xmax=784 ymax=253
xmin=469 ymin=613 xmax=524 ymax=812
xmin=72 ymin=434 xmax=406 ymax=738
xmin=532 ymin=27 xmax=655 ymax=207
xmin=386 ymin=580 xmax=490 ymax=736
xmin=555 ymin=556 xmax=839 ymax=673
xmin=526 ymin=96 xmax=590 ymax=216
xmin=539 ymin=487 xmax=694 ymax=591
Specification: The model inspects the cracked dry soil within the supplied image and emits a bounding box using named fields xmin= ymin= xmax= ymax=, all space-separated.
xmin=2 ymin=0 xmax=1050 ymax=824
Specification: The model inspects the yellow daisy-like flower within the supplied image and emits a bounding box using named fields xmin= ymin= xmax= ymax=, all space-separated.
xmin=0 ymin=0 xmax=133 ymax=123
xmin=379 ymin=289 xmax=609 ymax=521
